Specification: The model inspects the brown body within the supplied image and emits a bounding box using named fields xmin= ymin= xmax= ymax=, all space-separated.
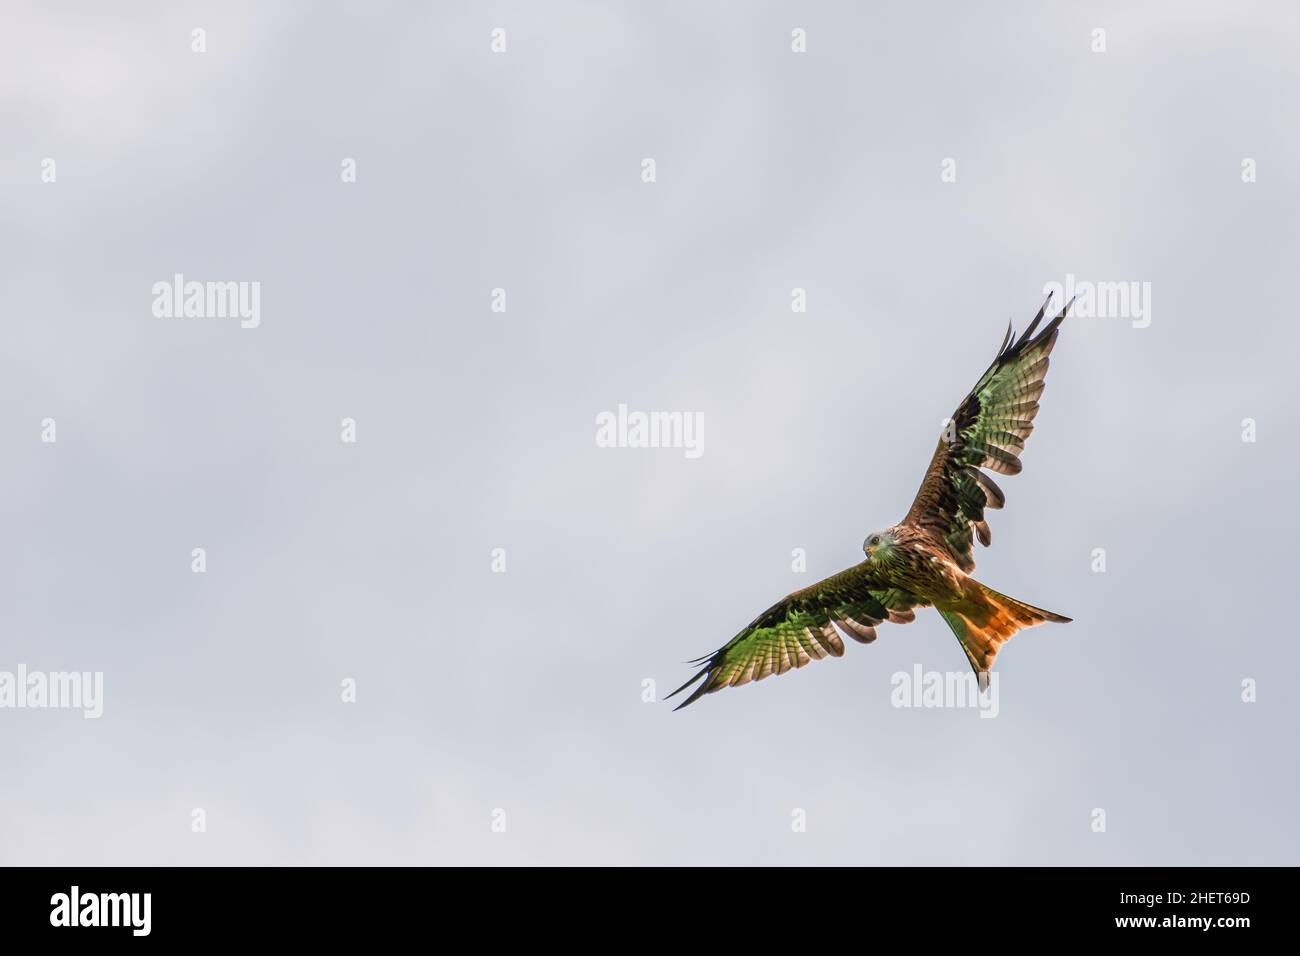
xmin=871 ymin=522 xmax=1069 ymax=681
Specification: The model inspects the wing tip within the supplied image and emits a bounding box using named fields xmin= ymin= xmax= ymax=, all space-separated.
xmin=665 ymin=665 xmax=713 ymax=710
xmin=1009 ymin=292 xmax=1076 ymax=354
xmin=670 ymin=683 xmax=711 ymax=711
xmin=997 ymin=319 xmax=1014 ymax=356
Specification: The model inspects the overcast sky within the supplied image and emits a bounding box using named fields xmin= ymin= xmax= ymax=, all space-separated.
xmin=1 ymin=0 xmax=1297 ymax=865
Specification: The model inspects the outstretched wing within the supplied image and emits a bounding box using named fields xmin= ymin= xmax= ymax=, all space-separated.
xmin=903 ymin=294 xmax=1073 ymax=572
xmin=667 ymin=563 xmax=927 ymax=710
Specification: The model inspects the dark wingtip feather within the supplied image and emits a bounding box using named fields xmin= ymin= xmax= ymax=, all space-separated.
xmin=671 ymin=678 xmax=714 ymax=711
xmin=1059 ymin=295 xmax=1077 ymax=320
xmin=997 ymin=319 xmax=1014 ymax=356
xmin=1019 ymin=292 xmax=1053 ymax=343
xmin=1047 ymin=294 xmax=1076 ymax=329
xmin=1011 ymin=292 xmax=1075 ymax=355
xmin=665 ymin=665 xmax=712 ymax=709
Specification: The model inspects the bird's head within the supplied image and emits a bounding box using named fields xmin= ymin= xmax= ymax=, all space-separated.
xmin=863 ymin=530 xmax=897 ymax=561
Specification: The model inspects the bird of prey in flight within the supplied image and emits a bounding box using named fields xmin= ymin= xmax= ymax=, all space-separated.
xmin=669 ymin=295 xmax=1075 ymax=710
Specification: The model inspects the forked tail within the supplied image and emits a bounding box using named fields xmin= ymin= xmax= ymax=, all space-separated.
xmin=938 ymin=579 xmax=1070 ymax=690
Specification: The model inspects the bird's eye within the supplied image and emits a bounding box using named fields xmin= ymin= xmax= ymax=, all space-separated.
xmin=869 ymin=536 xmax=880 ymax=546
